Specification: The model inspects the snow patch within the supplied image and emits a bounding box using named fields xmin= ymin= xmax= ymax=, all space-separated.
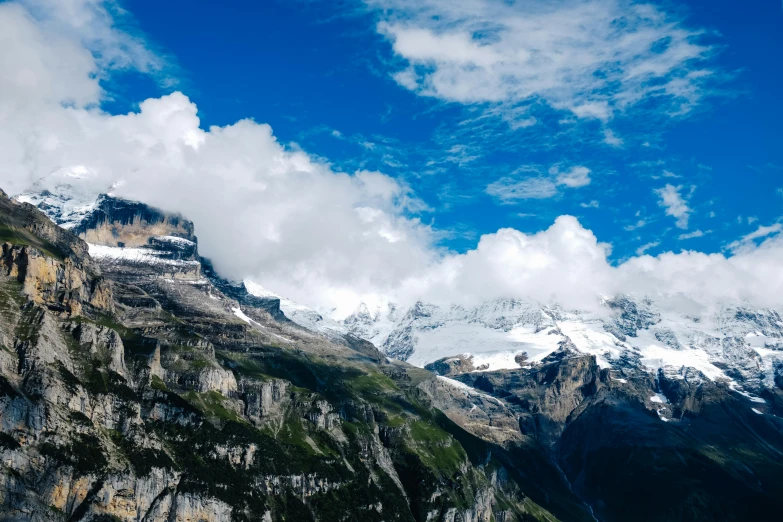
xmin=233 ymin=307 xmax=257 ymax=325
xmin=245 ymin=279 xmax=349 ymax=339
xmin=406 ymin=322 xmax=561 ymax=370
xmin=728 ymin=382 xmax=767 ymax=404
xmin=436 ymin=376 xmax=504 ymax=405
xmin=232 ymin=307 xmax=293 ymax=343
xmin=638 ymin=341 xmax=726 ymax=381
xmin=650 ymin=393 xmax=668 ymax=404
xmin=88 ymin=244 xmax=200 ymax=266
xmin=154 ymin=235 xmax=196 ymax=246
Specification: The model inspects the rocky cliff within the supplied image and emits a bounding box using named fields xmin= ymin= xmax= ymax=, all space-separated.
xmin=6 ymin=188 xmax=783 ymax=522
xmin=1 ymin=191 xmax=576 ymax=522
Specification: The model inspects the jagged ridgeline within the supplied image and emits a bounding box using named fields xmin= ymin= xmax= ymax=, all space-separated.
xmin=0 ymin=189 xmax=581 ymax=522
xmin=3 ymin=188 xmax=783 ymax=522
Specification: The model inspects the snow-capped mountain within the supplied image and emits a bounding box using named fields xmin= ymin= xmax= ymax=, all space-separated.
xmin=14 ymin=173 xmax=104 ymax=229
xmin=243 ymin=280 xmax=351 ymax=342
xmin=343 ymin=296 xmax=783 ymax=398
xmin=14 ymin=186 xmax=783 ymax=401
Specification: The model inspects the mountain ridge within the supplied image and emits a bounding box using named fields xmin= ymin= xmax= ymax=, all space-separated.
xmin=3 ymin=185 xmax=783 ymax=521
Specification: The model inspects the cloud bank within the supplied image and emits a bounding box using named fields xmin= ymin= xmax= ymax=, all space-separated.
xmin=2 ymin=0 xmax=782 ymax=319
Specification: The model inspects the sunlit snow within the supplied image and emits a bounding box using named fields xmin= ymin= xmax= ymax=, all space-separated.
xmin=88 ymin=244 xmax=200 ymax=266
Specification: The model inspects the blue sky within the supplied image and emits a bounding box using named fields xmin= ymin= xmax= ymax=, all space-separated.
xmin=114 ymin=0 xmax=783 ymax=260
xmin=3 ymin=0 xmax=783 ymax=313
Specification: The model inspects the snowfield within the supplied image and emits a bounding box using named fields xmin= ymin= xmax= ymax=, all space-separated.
xmin=338 ymin=297 xmax=783 ymax=398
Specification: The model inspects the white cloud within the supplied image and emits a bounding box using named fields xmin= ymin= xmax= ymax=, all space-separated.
xmin=603 ymin=129 xmax=624 ymax=147
xmin=580 ymin=200 xmax=600 ymax=209
xmin=399 ymin=218 xmax=783 ymax=314
xmin=679 ymin=230 xmax=706 ymax=240
xmin=655 ymin=184 xmax=692 ymax=229
xmin=0 ymin=0 xmax=440 ymax=318
xmin=368 ymin=0 xmax=719 ymax=124
xmin=635 ymin=241 xmax=660 ymax=256
xmin=5 ymin=0 xmax=783 ymax=320
xmin=553 ymin=165 xmax=591 ymax=188
xmin=486 ymin=164 xmax=591 ymax=202
xmin=624 ymin=219 xmax=648 ymax=232
xmin=486 ymin=176 xmax=557 ymax=202
xmin=398 ymin=217 xmax=616 ymax=310
xmin=727 ymin=223 xmax=783 ymax=253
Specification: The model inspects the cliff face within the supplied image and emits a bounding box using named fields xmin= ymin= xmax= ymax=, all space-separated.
xmin=1 ymin=245 xmax=113 ymax=317
xmin=6 ymin=189 xmax=783 ymax=522
xmin=73 ymin=196 xmax=196 ymax=249
xmin=0 ymin=191 xmax=571 ymax=522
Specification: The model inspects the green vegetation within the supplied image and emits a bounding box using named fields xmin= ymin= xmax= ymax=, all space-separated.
xmin=108 ymin=430 xmax=175 ymax=477
xmin=349 ymin=371 xmax=398 ymax=395
xmin=150 ymin=418 xmax=353 ymax=519
xmin=183 ymin=390 xmax=245 ymax=424
xmin=150 ymin=374 xmax=168 ymax=391
xmin=382 ymin=414 xmax=407 ymax=428
xmin=0 ymin=280 xmax=25 ymax=323
xmin=14 ymin=304 xmax=43 ymax=345
xmin=69 ymin=410 xmax=93 ymax=427
xmin=56 ymin=362 xmax=81 ymax=394
xmin=407 ymin=420 xmax=467 ymax=474
xmin=82 ymin=363 xmax=138 ymax=403
xmin=0 ymin=223 xmax=66 ymax=260
xmin=39 ymin=433 xmax=107 ymax=477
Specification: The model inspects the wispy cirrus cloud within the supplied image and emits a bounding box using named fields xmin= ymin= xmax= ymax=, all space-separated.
xmin=366 ymin=0 xmax=722 ymax=127
xmin=635 ymin=241 xmax=660 ymax=256
xmin=486 ymin=176 xmax=559 ymax=202
xmin=679 ymin=229 xmax=707 ymax=240
xmin=727 ymin=223 xmax=783 ymax=253
xmin=486 ymin=164 xmax=591 ymax=203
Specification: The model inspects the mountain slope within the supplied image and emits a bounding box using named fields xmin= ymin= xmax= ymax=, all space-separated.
xmin=343 ymin=296 xmax=783 ymax=404
xmin=1 ymin=189 xmax=581 ymax=522
xmin=7 ymin=187 xmax=783 ymax=522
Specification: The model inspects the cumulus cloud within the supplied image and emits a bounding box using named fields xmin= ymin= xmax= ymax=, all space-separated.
xmin=398 ymin=216 xmax=615 ymax=310
xmin=655 ymin=184 xmax=692 ymax=229
xmin=398 ymin=217 xmax=783 ymax=315
xmin=3 ymin=0 xmax=783 ymax=320
xmin=0 ymin=0 xmax=438 ymax=317
xmin=367 ymin=0 xmax=719 ymax=124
